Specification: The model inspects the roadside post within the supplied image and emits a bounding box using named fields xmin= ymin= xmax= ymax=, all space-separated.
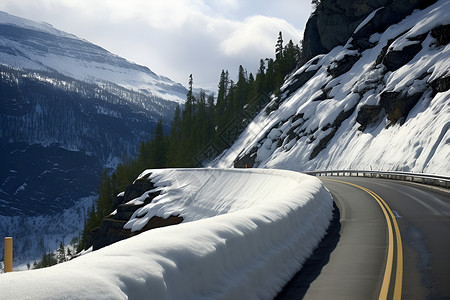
xmin=4 ymin=237 xmax=12 ymax=273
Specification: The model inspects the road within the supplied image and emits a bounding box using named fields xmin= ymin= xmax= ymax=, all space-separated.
xmin=276 ymin=176 xmax=450 ymax=300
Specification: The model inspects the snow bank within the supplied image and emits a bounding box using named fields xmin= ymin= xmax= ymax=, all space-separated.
xmin=0 ymin=168 xmax=333 ymax=300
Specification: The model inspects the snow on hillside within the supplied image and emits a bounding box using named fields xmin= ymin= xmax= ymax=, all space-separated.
xmin=215 ymin=0 xmax=450 ymax=175
xmin=0 ymin=196 xmax=96 ymax=270
xmin=0 ymin=168 xmax=333 ymax=300
xmin=0 ymin=11 xmax=187 ymax=104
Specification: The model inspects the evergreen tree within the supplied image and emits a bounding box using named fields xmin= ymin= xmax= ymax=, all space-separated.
xmin=234 ymin=65 xmax=249 ymax=113
xmin=186 ymin=74 xmax=194 ymax=119
xmin=149 ymin=119 xmax=168 ymax=168
xmin=215 ymin=70 xmax=229 ymax=130
xmin=167 ymin=106 xmax=183 ymax=166
xmin=255 ymin=59 xmax=266 ymax=94
xmin=275 ymin=31 xmax=284 ymax=61
xmin=265 ymin=58 xmax=276 ymax=93
xmin=57 ymin=241 xmax=66 ymax=263
xmin=281 ymin=39 xmax=301 ymax=77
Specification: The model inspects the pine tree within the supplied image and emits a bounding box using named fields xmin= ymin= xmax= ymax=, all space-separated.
xmin=215 ymin=70 xmax=229 ymax=131
xmin=255 ymin=59 xmax=266 ymax=94
xmin=186 ymin=74 xmax=194 ymax=119
xmin=150 ymin=119 xmax=168 ymax=168
xmin=57 ymin=241 xmax=66 ymax=263
xmin=281 ymin=39 xmax=301 ymax=78
xmin=275 ymin=31 xmax=284 ymax=61
xmin=167 ymin=106 xmax=183 ymax=166
xmin=234 ymin=65 xmax=249 ymax=113
xmin=265 ymin=58 xmax=276 ymax=93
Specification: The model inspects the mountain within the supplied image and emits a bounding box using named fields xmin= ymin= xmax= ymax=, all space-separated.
xmin=215 ymin=0 xmax=449 ymax=174
xmin=0 ymin=12 xmax=186 ymax=267
xmin=0 ymin=11 xmax=187 ymax=103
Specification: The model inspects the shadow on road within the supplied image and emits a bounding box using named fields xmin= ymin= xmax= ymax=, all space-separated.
xmin=275 ymin=200 xmax=341 ymax=299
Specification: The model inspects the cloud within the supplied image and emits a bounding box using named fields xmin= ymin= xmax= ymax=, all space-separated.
xmin=220 ymin=15 xmax=302 ymax=57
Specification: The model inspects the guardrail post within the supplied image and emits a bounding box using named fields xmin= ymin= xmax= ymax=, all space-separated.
xmin=4 ymin=237 xmax=12 ymax=273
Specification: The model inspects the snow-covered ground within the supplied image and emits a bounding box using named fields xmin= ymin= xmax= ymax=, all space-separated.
xmin=0 ymin=168 xmax=333 ymax=299
xmin=0 ymin=196 xmax=96 ymax=270
xmin=215 ymin=0 xmax=450 ymax=175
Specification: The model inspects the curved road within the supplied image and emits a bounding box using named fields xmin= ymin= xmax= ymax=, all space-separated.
xmin=277 ymin=176 xmax=450 ymax=300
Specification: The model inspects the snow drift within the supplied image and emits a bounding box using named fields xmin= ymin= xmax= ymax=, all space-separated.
xmin=0 ymin=168 xmax=333 ymax=300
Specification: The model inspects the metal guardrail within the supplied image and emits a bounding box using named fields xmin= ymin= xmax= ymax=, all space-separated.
xmin=304 ymin=170 xmax=450 ymax=189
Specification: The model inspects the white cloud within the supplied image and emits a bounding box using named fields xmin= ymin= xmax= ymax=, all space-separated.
xmin=220 ymin=15 xmax=302 ymax=57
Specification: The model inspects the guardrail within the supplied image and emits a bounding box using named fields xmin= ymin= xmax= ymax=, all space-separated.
xmin=304 ymin=170 xmax=450 ymax=189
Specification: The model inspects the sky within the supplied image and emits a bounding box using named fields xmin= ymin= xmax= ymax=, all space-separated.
xmin=0 ymin=0 xmax=313 ymax=91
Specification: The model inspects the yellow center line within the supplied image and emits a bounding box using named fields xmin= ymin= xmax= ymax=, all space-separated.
xmin=369 ymin=189 xmax=403 ymax=299
xmin=323 ymin=178 xmax=403 ymax=300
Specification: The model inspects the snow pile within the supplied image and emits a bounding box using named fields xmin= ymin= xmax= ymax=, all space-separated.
xmin=0 ymin=168 xmax=333 ymax=299
xmin=215 ymin=0 xmax=450 ymax=175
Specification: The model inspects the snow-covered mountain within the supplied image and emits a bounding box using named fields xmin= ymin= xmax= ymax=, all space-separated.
xmin=215 ymin=0 xmax=450 ymax=175
xmin=0 ymin=11 xmax=187 ymax=104
xmin=0 ymin=11 xmax=187 ymax=266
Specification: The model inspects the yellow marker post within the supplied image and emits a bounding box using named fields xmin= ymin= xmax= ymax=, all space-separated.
xmin=4 ymin=237 xmax=12 ymax=273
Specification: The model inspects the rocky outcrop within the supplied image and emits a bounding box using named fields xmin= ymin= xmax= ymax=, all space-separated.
xmin=234 ymin=146 xmax=258 ymax=168
xmin=328 ymin=54 xmax=361 ymax=78
xmin=381 ymin=34 xmax=427 ymax=72
xmin=431 ymin=76 xmax=450 ymax=94
xmin=302 ymin=0 xmax=437 ymax=61
xmin=379 ymin=91 xmax=424 ymax=125
xmin=88 ymin=174 xmax=183 ymax=251
xmin=309 ymin=103 xmax=358 ymax=159
xmin=431 ymin=24 xmax=450 ymax=46
xmin=356 ymin=105 xmax=383 ymax=131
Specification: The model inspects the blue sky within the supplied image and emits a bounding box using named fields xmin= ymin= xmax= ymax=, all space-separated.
xmin=0 ymin=0 xmax=313 ymax=91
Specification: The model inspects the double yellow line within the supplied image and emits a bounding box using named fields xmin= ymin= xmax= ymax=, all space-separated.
xmin=327 ymin=179 xmax=403 ymax=300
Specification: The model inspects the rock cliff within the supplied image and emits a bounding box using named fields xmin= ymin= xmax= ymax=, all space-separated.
xmin=302 ymin=0 xmax=438 ymax=61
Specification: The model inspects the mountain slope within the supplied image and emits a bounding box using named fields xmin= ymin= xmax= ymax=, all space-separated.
xmin=0 ymin=11 xmax=187 ymax=103
xmin=216 ymin=0 xmax=450 ymax=175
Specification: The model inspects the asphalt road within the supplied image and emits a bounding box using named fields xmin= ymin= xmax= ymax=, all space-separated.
xmin=276 ymin=177 xmax=450 ymax=300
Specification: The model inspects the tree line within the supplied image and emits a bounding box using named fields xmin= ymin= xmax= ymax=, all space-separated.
xmin=76 ymin=32 xmax=302 ymax=253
